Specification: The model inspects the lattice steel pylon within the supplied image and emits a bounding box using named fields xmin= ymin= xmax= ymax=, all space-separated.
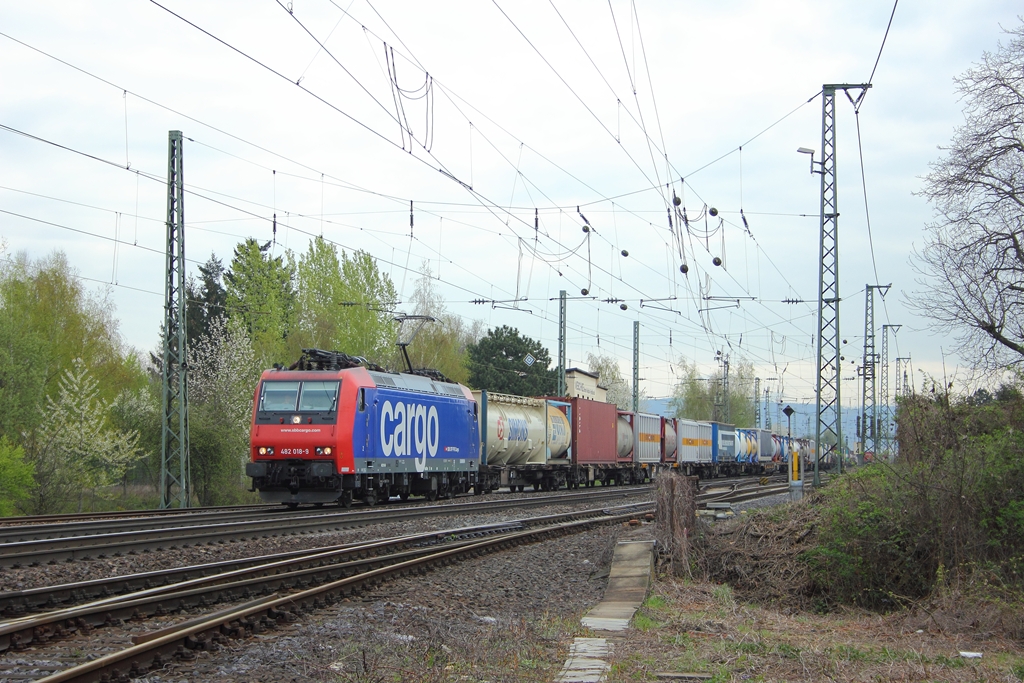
xmin=895 ymin=356 xmax=912 ymax=397
xmin=754 ymin=377 xmax=761 ymax=428
xmin=160 ymin=130 xmax=191 ymax=509
xmin=557 ymin=290 xmax=566 ymax=396
xmin=878 ymin=324 xmax=900 ymax=460
xmin=812 ymin=84 xmax=870 ymax=485
xmin=632 ymin=321 xmax=640 ymax=412
xmin=860 ymin=284 xmax=890 ymax=463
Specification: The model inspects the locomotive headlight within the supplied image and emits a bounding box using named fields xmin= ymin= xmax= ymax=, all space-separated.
xmin=258 ymin=447 xmax=267 ymax=455
xmin=315 ymin=447 xmax=323 ymax=455
xmin=291 ymin=415 xmax=302 ymax=424
xmin=324 ymin=447 xmax=332 ymax=455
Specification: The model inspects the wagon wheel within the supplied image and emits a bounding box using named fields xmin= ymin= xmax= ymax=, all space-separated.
xmin=339 ymin=491 xmax=353 ymax=508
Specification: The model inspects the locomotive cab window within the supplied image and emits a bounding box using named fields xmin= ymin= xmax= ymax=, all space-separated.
xmin=260 ymin=381 xmax=300 ymax=412
xmin=258 ymin=380 xmax=341 ymax=417
xmin=299 ymin=381 xmax=340 ymax=412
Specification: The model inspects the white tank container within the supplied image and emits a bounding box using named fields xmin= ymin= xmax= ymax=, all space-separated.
xmin=663 ymin=419 xmax=677 ymax=460
xmin=616 ymin=415 xmax=634 ymax=458
xmin=474 ymin=392 xmax=570 ymax=466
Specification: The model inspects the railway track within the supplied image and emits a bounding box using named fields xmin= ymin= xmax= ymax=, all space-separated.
xmin=0 ymin=504 xmax=652 ymax=683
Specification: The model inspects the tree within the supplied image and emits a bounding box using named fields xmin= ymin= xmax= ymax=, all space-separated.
xmin=225 ymin=239 xmax=297 ymax=365
xmin=911 ymin=23 xmax=1024 ymax=370
xmin=336 ymin=248 xmax=399 ymax=361
xmin=187 ymin=316 xmax=262 ymax=504
xmin=0 ymin=251 xmax=145 ymax=445
xmin=586 ymin=352 xmax=639 ymax=410
xmin=0 ymin=437 xmax=34 ymax=516
xmin=669 ymin=357 xmax=756 ymax=425
xmin=22 ymin=361 xmax=143 ymax=514
xmin=294 ymin=238 xmax=400 ymax=363
xmin=186 ymin=254 xmax=227 ymax=349
xmin=467 ymin=325 xmax=556 ymax=395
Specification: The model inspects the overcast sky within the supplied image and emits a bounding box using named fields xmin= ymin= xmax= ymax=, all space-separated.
xmin=1 ymin=0 xmax=1020 ymax=408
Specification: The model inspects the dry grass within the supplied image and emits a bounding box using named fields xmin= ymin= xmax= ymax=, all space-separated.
xmin=602 ymin=577 xmax=1024 ymax=682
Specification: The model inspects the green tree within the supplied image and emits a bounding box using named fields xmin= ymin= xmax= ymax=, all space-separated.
xmin=186 ymin=253 xmax=227 ymax=349
xmin=225 ymin=239 xmax=297 ymax=365
xmin=467 ymin=325 xmax=556 ymax=395
xmin=22 ymin=361 xmax=143 ymax=514
xmin=0 ymin=251 xmax=143 ymax=420
xmin=0 ymin=436 xmax=34 ymax=516
xmin=296 ymin=237 xmax=346 ymax=351
xmin=337 ymin=249 xmax=399 ymax=361
xmin=295 ymin=238 xmax=398 ymax=362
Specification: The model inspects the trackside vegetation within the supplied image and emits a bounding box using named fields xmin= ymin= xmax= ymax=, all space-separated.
xmin=803 ymin=384 xmax=1024 ymax=610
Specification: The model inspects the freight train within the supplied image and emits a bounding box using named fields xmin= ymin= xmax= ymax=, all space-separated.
xmin=246 ymin=350 xmax=825 ymax=507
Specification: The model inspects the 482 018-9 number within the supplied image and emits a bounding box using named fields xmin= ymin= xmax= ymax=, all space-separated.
xmin=280 ymin=448 xmax=309 ymax=455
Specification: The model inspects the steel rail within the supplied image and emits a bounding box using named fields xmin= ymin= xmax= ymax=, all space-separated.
xmin=0 ymin=487 xmax=651 ymax=568
xmin=0 ymin=485 xmax=653 ymax=544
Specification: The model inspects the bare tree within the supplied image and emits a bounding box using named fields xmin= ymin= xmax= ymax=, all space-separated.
xmin=911 ymin=22 xmax=1024 ymax=370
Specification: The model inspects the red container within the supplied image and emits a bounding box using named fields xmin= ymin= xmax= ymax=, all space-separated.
xmin=567 ymin=397 xmax=620 ymax=464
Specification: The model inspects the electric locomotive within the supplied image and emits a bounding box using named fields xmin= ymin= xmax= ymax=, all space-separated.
xmin=246 ymin=350 xmax=480 ymax=507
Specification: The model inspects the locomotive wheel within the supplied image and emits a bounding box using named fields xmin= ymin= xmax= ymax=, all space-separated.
xmin=286 ymin=502 xmax=299 ymax=509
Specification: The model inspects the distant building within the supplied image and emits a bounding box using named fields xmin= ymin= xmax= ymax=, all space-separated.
xmin=565 ymin=368 xmax=607 ymax=403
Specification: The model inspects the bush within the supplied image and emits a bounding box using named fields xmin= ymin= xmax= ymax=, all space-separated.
xmin=804 ymin=389 xmax=1024 ymax=609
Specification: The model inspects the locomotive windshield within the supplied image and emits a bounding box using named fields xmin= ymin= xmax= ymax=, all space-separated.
xmin=258 ymin=380 xmax=340 ymax=413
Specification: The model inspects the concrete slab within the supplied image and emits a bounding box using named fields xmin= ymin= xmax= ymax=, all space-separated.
xmin=559 ymin=538 xmax=656 ymax=679
xmin=555 ymin=637 xmax=613 ymax=682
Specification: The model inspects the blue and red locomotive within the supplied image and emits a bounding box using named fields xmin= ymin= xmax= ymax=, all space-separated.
xmin=246 ymin=351 xmax=481 ymax=507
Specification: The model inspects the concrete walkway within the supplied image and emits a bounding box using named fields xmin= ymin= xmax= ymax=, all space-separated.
xmin=555 ymin=539 xmax=655 ymax=683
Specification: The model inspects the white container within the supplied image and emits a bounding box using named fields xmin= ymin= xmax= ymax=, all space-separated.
xmin=633 ymin=413 xmax=662 ymax=463
xmin=677 ymin=418 xmax=712 ymax=464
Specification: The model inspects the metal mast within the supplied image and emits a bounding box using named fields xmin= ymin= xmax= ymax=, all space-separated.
xmin=721 ymin=354 xmax=730 ymax=423
xmin=632 ymin=321 xmax=640 ymax=412
xmin=812 ymin=83 xmax=869 ymax=485
xmin=557 ymin=290 xmax=566 ymax=396
xmin=879 ymin=323 xmax=900 ymax=460
xmin=860 ymin=284 xmax=889 ymax=462
xmin=754 ymin=377 xmax=761 ymax=428
xmin=160 ymin=130 xmax=190 ymax=509
xmin=895 ymin=356 xmax=912 ymax=397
